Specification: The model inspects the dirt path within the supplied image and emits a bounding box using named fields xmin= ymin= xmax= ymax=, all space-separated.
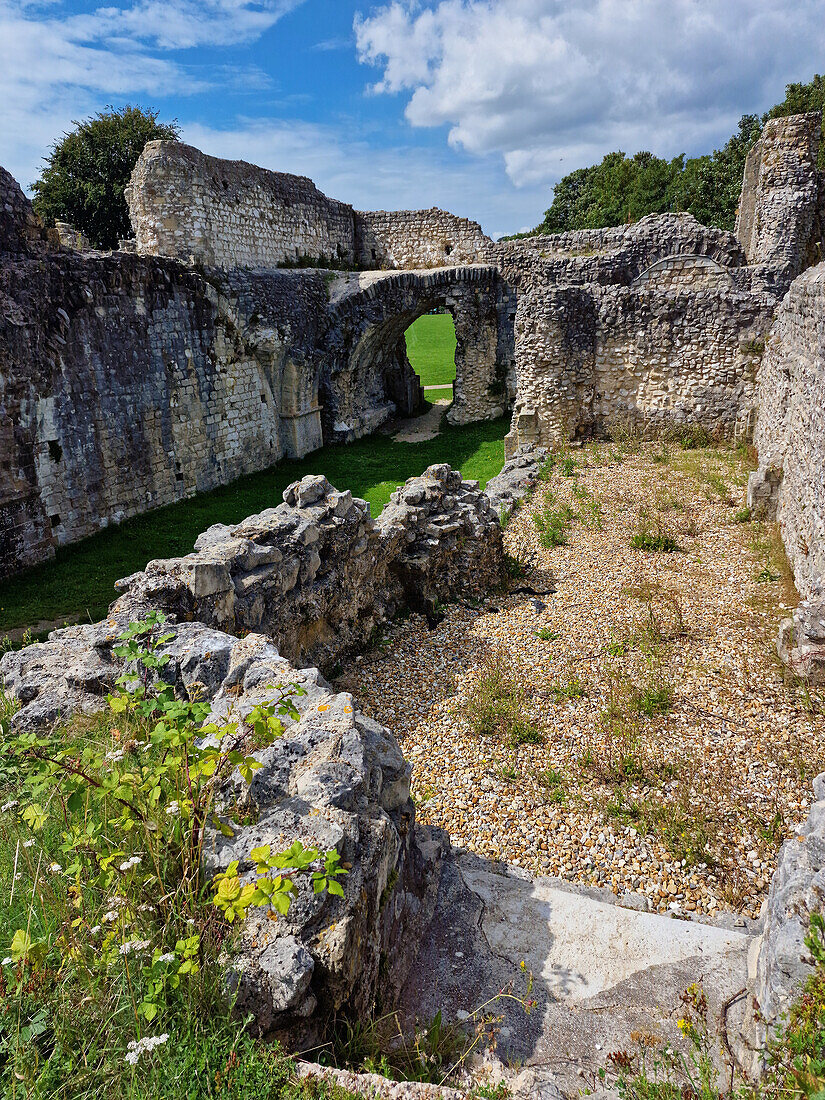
xmin=336 ymin=440 xmax=825 ymax=920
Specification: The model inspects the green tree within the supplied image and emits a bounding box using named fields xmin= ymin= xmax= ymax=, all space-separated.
xmin=32 ymin=105 xmax=180 ymax=250
xmin=526 ymin=74 xmax=824 ymax=236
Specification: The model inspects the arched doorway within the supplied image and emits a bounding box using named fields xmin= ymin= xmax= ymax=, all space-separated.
xmin=404 ymin=309 xmax=457 ymax=405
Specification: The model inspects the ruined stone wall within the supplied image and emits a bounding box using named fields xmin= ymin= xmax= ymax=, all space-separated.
xmin=751 ymin=262 xmax=825 ymax=600
xmin=127 ymin=142 xmax=492 ymax=273
xmin=127 ymin=141 xmax=358 ymax=268
xmin=736 ymin=112 xmax=825 ymax=279
xmin=355 ymin=209 xmax=491 ymax=269
xmin=494 ymin=214 xmax=777 ymax=452
xmin=111 ymin=464 xmax=505 ymax=672
xmin=0 ymin=168 xmax=340 ymax=580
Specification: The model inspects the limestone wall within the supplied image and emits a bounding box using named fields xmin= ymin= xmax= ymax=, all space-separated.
xmin=127 ymin=141 xmax=357 ymax=268
xmin=751 ymin=262 xmax=825 ymax=599
xmin=127 ymin=142 xmax=491 ymax=273
xmin=355 ymin=209 xmax=491 ymax=269
xmin=0 ymin=167 xmax=339 ymax=580
xmin=736 ymin=112 xmax=825 ymax=278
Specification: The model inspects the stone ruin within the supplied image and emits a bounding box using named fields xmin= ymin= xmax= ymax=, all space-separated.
xmin=2 ymin=109 xmax=825 ymax=1092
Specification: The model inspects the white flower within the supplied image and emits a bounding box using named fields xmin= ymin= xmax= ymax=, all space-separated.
xmin=48 ymin=863 xmax=62 ymax=873
xmin=125 ymin=1033 xmax=169 ymax=1064
xmin=119 ymin=939 xmax=150 ymax=956
xmin=22 ymin=840 xmax=35 ymax=849
xmin=165 ymin=801 xmax=180 ymax=816
xmin=1 ymin=800 xmax=18 ymax=812
xmin=103 ymin=910 xmax=118 ymax=923
xmin=105 ymin=749 xmax=124 ymax=762
xmin=119 ymin=856 xmax=142 ymax=871
xmin=90 ymin=926 xmax=101 ymax=935
xmin=1 ymin=957 xmax=12 ymax=966
xmin=108 ymin=895 xmax=127 ymax=907
xmin=157 ymin=952 xmax=175 ymax=964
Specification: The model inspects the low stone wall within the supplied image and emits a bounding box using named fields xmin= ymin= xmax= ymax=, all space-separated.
xmin=110 ymin=465 xmax=505 ymax=673
xmin=742 ymin=773 xmax=825 ymax=1073
xmin=356 ymin=209 xmax=491 ymax=269
xmin=0 ymin=616 xmax=444 ymax=1042
xmin=749 ymin=262 xmax=825 ymax=681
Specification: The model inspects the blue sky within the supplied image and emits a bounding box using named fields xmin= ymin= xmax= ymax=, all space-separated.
xmin=2 ymin=0 xmax=825 ymax=238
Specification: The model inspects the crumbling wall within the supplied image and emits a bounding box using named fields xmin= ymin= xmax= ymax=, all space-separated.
xmin=355 ymin=209 xmax=491 ymax=269
xmin=749 ymin=262 xmax=825 ymax=682
xmin=736 ymin=112 xmax=825 ymax=279
xmin=111 ymin=464 xmax=505 ymax=671
xmin=498 ymin=215 xmax=776 ymax=453
xmin=127 ymin=141 xmax=358 ymax=268
xmin=0 ymin=168 xmax=336 ymax=580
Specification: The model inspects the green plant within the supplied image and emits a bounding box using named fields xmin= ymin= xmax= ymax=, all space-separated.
xmin=535 ymin=627 xmax=559 ymax=641
xmin=560 ymin=456 xmax=577 ymax=477
xmin=551 ymin=676 xmax=586 ymax=701
xmin=533 ymin=768 xmax=566 ymax=804
xmin=463 ymin=653 xmax=543 ymax=747
xmin=32 ymin=106 xmax=181 ymax=249
xmin=534 ymin=502 xmax=576 ymax=548
xmin=630 ymin=515 xmax=680 ymax=553
xmin=0 ymin=613 xmax=346 ymax=1092
xmin=733 ymin=507 xmax=751 ymax=524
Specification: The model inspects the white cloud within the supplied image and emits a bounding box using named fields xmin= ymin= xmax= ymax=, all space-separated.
xmin=0 ymin=0 xmax=306 ymax=189
xmin=355 ymin=0 xmax=825 ymax=187
xmin=182 ymin=117 xmax=548 ymax=236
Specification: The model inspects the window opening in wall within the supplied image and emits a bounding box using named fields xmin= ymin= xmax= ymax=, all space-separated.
xmin=404 ymin=307 xmax=457 ymax=406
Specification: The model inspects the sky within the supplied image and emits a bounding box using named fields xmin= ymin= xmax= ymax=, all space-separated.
xmin=2 ymin=0 xmax=824 ymax=239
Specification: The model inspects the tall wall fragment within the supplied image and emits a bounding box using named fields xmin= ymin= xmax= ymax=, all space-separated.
xmin=735 ymin=112 xmax=825 ymax=279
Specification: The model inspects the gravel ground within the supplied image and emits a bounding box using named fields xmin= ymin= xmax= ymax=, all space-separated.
xmin=335 ymin=441 xmax=825 ymax=920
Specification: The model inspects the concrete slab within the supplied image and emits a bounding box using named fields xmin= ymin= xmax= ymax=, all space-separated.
xmin=399 ymin=850 xmax=753 ymax=1097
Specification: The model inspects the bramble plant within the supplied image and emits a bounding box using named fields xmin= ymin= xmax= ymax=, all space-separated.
xmin=0 ymin=612 xmax=346 ymax=1090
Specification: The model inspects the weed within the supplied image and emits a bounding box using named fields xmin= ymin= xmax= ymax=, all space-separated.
xmin=505 ymin=554 xmax=528 ymax=579
xmin=532 ymin=767 xmax=566 ymax=804
xmin=551 ymin=676 xmax=587 ymax=701
xmin=560 ymin=456 xmax=577 ymax=478
xmin=630 ymin=514 xmax=680 ymax=553
xmin=533 ymin=502 xmax=576 ymax=548
xmin=733 ymin=506 xmax=751 ymax=524
xmin=535 ymin=627 xmax=559 ymax=641
xmin=463 ymin=652 xmax=543 ymax=747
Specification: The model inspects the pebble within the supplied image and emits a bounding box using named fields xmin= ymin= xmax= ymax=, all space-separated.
xmin=336 ymin=443 xmax=825 ymax=919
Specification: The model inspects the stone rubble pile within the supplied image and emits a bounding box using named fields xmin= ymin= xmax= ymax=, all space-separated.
xmin=0 ymin=621 xmax=444 ymax=1043
xmin=111 ymin=465 xmax=505 ymax=672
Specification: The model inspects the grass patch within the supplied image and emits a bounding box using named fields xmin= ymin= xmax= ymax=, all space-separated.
xmin=0 ymin=417 xmax=508 ymax=637
xmin=533 ymin=502 xmax=576 ymax=548
xmin=404 ymin=313 xmax=456 ymax=388
xmin=463 ymin=651 xmax=543 ymax=747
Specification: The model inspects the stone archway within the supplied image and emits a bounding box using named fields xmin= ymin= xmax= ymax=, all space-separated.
xmin=322 ymin=266 xmax=512 ymax=444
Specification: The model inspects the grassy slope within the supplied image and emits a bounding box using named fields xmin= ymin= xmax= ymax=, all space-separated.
xmin=0 ymin=417 xmax=507 ymax=635
xmin=405 ymin=314 xmax=457 ymax=389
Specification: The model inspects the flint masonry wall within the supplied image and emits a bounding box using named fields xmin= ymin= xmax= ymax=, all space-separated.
xmin=127 ymin=142 xmax=358 ymax=268
xmin=127 ymin=141 xmax=491 ymax=271
xmin=495 ymin=214 xmax=778 ymax=452
xmin=736 ymin=112 xmax=825 ymax=277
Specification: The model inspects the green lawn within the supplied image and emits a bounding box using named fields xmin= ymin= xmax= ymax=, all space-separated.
xmin=405 ymin=313 xmax=457 ymax=389
xmin=0 ymin=416 xmax=507 ymax=636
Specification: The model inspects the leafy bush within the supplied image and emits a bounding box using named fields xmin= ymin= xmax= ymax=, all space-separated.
xmin=32 ymin=106 xmax=180 ymax=249
xmin=0 ymin=613 xmax=346 ymax=1094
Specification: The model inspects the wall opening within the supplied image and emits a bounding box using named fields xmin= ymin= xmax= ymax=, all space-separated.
xmin=403 ymin=308 xmax=457 ymax=410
